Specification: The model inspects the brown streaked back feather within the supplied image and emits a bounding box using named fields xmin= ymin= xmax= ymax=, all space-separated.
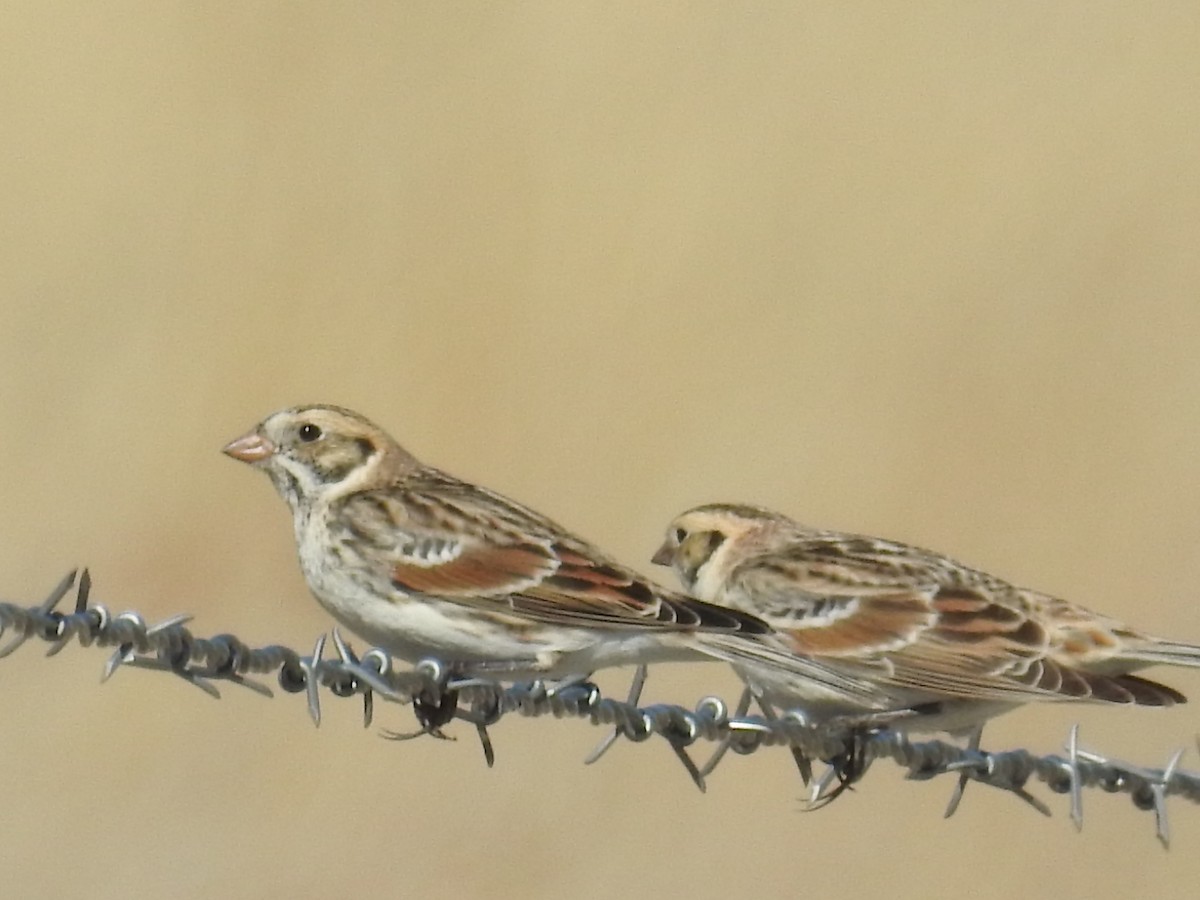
xmin=391 ymin=543 xmax=558 ymax=595
xmin=767 ymin=594 xmax=935 ymax=657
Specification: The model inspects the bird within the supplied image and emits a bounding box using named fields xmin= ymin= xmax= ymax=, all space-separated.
xmin=652 ymin=502 xmax=1200 ymax=736
xmin=221 ymin=405 xmax=866 ymax=697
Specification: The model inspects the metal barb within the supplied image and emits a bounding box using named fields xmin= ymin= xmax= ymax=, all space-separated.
xmin=42 ymin=569 xmax=78 ymax=611
xmin=102 ymin=645 xmax=133 ymax=682
xmin=74 ymin=569 xmax=92 ymax=613
xmin=666 ymin=732 xmax=706 ymax=793
xmin=645 ymin=705 xmax=705 ymax=793
xmin=943 ymin=725 xmax=984 ymax=819
xmin=332 ymin=628 xmax=374 ymax=728
xmin=1067 ymin=724 xmax=1084 ymax=832
xmin=698 ymin=686 xmax=753 ymax=779
xmin=760 ymin=698 xmax=813 ymax=786
xmin=1154 ymin=747 xmax=1186 ymax=850
xmin=475 ymin=723 xmax=495 ymax=767
xmin=1002 ymin=780 xmax=1054 ymax=818
xmin=305 ymin=634 xmax=328 ymax=726
xmin=46 ymin=572 xmax=98 ymax=657
xmin=0 ymin=570 xmax=77 ymax=659
xmin=584 ymin=665 xmax=648 ymax=766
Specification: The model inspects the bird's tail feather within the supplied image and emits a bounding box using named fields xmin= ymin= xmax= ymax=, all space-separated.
xmin=1124 ymin=638 xmax=1200 ymax=669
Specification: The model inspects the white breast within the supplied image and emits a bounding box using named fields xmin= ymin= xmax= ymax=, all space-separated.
xmin=287 ymin=500 xmax=712 ymax=676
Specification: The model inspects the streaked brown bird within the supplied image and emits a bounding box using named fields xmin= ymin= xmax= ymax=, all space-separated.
xmin=653 ymin=502 xmax=1200 ymax=735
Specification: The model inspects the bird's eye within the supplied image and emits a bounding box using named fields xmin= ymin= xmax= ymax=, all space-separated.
xmin=298 ymin=423 xmax=322 ymax=443
xmin=674 ymin=527 xmax=687 ymax=543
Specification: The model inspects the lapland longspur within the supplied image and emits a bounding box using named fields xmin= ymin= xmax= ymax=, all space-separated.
xmin=653 ymin=503 xmax=1200 ymax=734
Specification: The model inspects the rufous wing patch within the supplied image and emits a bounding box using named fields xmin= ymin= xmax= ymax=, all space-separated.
xmin=781 ymin=594 xmax=935 ymax=656
xmin=391 ymin=541 xmax=556 ymax=595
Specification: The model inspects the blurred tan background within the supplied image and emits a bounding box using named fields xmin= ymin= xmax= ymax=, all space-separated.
xmin=2 ymin=3 xmax=1199 ymax=897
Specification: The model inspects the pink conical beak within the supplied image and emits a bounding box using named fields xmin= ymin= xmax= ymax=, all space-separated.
xmin=650 ymin=542 xmax=674 ymax=567
xmin=222 ymin=431 xmax=276 ymax=464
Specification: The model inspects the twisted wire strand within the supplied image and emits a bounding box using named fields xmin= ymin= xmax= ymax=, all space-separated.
xmin=2 ymin=570 xmax=1198 ymax=845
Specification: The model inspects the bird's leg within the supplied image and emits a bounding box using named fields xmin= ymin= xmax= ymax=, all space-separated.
xmin=386 ymin=655 xmax=554 ymax=743
xmin=804 ymin=727 xmax=872 ymax=810
xmin=413 ymin=686 xmax=460 ymax=738
xmin=383 ymin=685 xmax=461 ymax=742
xmin=382 ymin=659 xmax=470 ymax=743
xmin=805 ymin=704 xmax=950 ymax=809
xmin=804 ymin=710 xmax=914 ymax=810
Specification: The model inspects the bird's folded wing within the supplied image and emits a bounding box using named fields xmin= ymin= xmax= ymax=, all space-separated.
xmin=343 ymin=490 xmax=765 ymax=633
xmin=729 ymin=544 xmax=1182 ymax=705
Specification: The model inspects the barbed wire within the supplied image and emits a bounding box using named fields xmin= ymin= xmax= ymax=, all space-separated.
xmin=2 ymin=570 xmax=1198 ymax=846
